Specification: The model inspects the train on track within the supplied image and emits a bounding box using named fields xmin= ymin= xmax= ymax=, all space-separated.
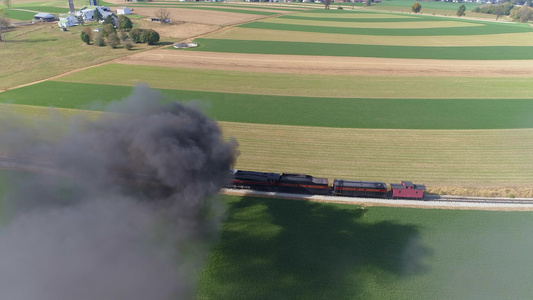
xmin=227 ymin=169 xmax=427 ymax=200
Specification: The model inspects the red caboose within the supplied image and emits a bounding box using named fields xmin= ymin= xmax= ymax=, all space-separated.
xmin=390 ymin=181 xmax=426 ymax=199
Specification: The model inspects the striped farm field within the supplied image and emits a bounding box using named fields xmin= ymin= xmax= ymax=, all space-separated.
xmin=187 ymin=9 xmax=533 ymax=59
xmin=237 ymin=13 xmax=532 ymax=36
xmin=3 ymin=81 xmax=533 ymax=130
xmin=0 ymin=103 xmax=531 ymax=195
xmin=260 ymin=18 xmax=480 ymax=29
xmin=50 ymin=64 xmax=533 ymax=99
xmin=208 ymin=27 xmax=533 ymax=47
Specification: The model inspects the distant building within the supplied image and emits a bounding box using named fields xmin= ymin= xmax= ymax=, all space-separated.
xmin=34 ymin=13 xmax=55 ymax=22
xmin=76 ymin=6 xmax=110 ymax=21
xmin=58 ymin=14 xmax=78 ymax=27
xmin=116 ymin=7 xmax=131 ymax=15
xmin=100 ymin=11 xmax=118 ymax=25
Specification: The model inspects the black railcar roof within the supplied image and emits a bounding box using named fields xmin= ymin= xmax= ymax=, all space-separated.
xmin=280 ymin=173 xmax=328 ymax=185
xmin=233 ymin=170 xmax=280 ymax=182
xmin=333 ymin=179 xmax=387 ymax=189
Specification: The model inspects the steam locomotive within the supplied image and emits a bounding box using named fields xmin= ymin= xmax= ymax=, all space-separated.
xmin=227 ymin=169 xmax=426 ymax=200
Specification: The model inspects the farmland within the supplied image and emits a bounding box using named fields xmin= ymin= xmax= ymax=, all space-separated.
xmin=3 ymin=81 xmax=533 ymax=130
xmin=197 ymin=195 xmax=533 ymax=299
xmin=1 ymin=1 xmax=533 ymax=299
xmin=2 ymin=5 xmax=533 ymax=195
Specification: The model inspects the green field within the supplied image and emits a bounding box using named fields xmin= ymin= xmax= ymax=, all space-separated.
xmin=240 ymin=17 xmax=532 ymax=36
xmin=5 ymin=9 xmax=40 ymax=20
xmin=50 ymin=64 xmax=533 ymax=99
xmin=2 ymin=81 xmax=533 ymax=130
xmin=198 ymin=195 xmax=533 ymax=299
xmin=11 ymin=5 xmax=68 ymax=13
xmin=191 ymin=38 xmax=533 ymax=59
xmin=189 ymin=9 xmax=533 ymax=59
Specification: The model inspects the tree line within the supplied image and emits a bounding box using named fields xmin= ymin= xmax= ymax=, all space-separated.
xmin=80 ymin=15 xmax=160 ymax=49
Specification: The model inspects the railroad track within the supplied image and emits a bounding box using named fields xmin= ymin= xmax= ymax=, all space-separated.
xmin=1 ymin=156 xmax=532 ymax=208
xmin=221 ymin=188 xmax=533 ymax=209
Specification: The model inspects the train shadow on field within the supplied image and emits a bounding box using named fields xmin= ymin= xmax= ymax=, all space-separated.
xmin=198 ymin=196 xmax=432 ymax=300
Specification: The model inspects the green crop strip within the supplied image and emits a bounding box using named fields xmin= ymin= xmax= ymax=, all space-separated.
xmin=2 ymin=81 xmax=533 ymax=129
xmin=239 ymin=20 xmax=532 ymax=35
xmin=13 ymin=5 xmax=69 ymax=13
xmin=5 ymin=9 xmax=39 ymax=20
xmin=278 ymin=15 xmax=428 ymax=22
xmin=191 ymin=38 xmax=533 ymax=60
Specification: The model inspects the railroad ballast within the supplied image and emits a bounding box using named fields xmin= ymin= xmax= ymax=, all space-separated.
xmin=228 ymin=169 xmax=426 ymax=200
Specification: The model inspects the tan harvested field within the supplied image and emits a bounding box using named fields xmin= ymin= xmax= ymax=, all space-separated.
xmin=1 ymin=104 xmax=532 ymax=198
xmin=262 ymin=18 xmax=481 ymax=29
xmin=219 ymin=122 xmax=533 ymax=197
xmin=134 ymin=19 xmax=220 ymax=40
xmin=206 ymin=27 xmax=533 ymax=46
xmin=115 ymin=49 xmax=533 ymax=77
xmin=129 ymin=7 xmax=277 ymax=26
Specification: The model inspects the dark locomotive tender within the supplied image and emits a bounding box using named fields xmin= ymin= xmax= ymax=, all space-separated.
xmin=228 ymin=169 xmax=426 ymax=200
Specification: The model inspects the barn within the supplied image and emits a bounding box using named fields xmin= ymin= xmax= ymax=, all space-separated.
xmin=34 ymin=13 xmax=55 ymax=22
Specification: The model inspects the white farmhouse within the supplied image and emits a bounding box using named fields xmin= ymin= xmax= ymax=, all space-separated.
xmin=76 ymin=6 xmax=110 ymax=21
xmin=116 ymin=7 xmax=131 ymax=15
xmin=58 ymin=14 xmax=78 ymax=27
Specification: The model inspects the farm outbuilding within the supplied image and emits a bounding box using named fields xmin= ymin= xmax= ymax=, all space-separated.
xmin=116 ymin=7 xmax=131 ymax=15
xmin=34 ymin=13 xmax=55 ymax=22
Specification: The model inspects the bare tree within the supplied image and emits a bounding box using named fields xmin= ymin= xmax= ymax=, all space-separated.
xmin=155 ymin=8 xmax=171 ymax=24
xmin=0 ymin=9 xmax=9 ymax=42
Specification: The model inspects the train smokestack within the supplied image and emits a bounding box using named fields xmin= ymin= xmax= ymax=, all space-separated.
xmin=68 ymin=0 xmax=75 ymax=13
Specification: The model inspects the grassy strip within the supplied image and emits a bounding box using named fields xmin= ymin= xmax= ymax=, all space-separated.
xmin=51 ymin=64 xmax=533 ymax=98
xmin=263 ymin=18 xmax=481 ymax=29
xmin=3 ymin=81 xmax=533 ymax=130
xmin=0 ymin=24 xmax=154 ymax=90
xmin=279 ymin=14 xmax=430 ymax=22
xmin=191 ymin=38 xmax=533 ymax=60
xmin=13 ymin=5 xmax=69 ymax=13
xmin=206 ymin=27 xmax=533 ymax=46
xmin=239 ymin=19 xmax=532 ymax=35
xmin=5 ymin=9 xmax=39 ymax=20
xmin=199 ymin=196 xmax=533 ymax=299
xmin=375 ymin=0 xmax=481 ymax=10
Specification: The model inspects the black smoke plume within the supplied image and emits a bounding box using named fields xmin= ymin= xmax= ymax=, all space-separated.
xmin=0 ymin=84 xmax=238 ymax=300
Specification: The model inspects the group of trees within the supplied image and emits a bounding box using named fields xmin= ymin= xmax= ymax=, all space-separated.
xmin=411 ymin=2 xmax=422 ymax=13
xmin=80 ymin=15 xmax=159 ymax=49
xmin=509 ymin=4 xmax=533 ymax=22
xmin=472 ymin=2 xmax=514 ymax=19
xmin=472 ymin=1 xmax=533 ymax=22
